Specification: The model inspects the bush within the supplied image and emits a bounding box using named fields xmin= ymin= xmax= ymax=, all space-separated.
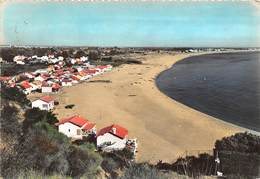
xmin=67 ymin=145 xmax=102 ymax=178
xmin=215 ymin=132 xmax=260 ymax=154
xmin=214 ymin=132 xmax=260 ymax=177
xmin=120 ymin=163 xmax=169 ymax=179
xmin=101 ymin=157 xmax=120 ymax=178
xmin=23 ymin=108 xmax=58 ymax=131
xmin=1 ymin=83 xmax=30 ymax=106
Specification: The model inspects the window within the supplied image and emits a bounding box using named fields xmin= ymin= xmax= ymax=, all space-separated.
xmin=77 ymin=129 xmax=81 ymax=135
xmin=42 ymin=104 xmax=48 ymax=109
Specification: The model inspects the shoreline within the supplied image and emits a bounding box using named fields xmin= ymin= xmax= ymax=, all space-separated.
xmin=155 ymin=51 xmax=260 ymax=136
xmin=30 ymin=52 xmax=247 ymax=163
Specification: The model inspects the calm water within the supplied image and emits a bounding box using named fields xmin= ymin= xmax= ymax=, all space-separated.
xmin=2 ymin=1 xmax=260 ymax=47
xmin=156 ymin=52 xmax=260 ymax=131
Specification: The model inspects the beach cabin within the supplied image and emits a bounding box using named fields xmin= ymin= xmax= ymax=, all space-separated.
xmin=52 ymin=83 xmax=61 ymax=92
xmin=61 ymin=79 xmax=72 ymax=86
xmin=20 ymin=81 xmax=32 ymax=94
xmin=96 ymin=124 xmax=128 ymax=151
xmin=31 ymin=96 xmax=55 ymax=111
xmin=56 ymin=116 xmax=96 ymax=140
xmin=41 ymin=85 xmax=52 ymax=93
xmin=34 ymin=75 xmax=47 ymax=82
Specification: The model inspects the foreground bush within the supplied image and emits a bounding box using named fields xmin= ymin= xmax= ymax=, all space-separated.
xmin=120 ymin=163 xmax=170 ymax=179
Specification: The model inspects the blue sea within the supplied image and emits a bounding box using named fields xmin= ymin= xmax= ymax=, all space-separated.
xmin=2 ymin=1 xmax=260 ymax=47
xmin=156 ymin=52 xmax=260 ymax=132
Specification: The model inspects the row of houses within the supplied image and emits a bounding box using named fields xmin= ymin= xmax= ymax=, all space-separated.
xmin=1 ymin=56 xmax=112 ymax=95
xmin=30 ymin=95 xmax=137 ymax=155
xmin=13 ymin=54 xmax=88 ymax=65
xmin=56 ymin=115 xmax=137 ymax=154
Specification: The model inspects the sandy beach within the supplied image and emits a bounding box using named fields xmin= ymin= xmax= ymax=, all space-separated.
xmin=30 ymin=53 xmax=243 ymax=163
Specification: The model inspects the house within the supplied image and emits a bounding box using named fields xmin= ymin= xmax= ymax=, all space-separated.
xmin=31 ymin=96 xmax=55 ymax=111
xmin=96 ymin=65 xmax=112 ymax=73
xmin=31 ymin=80 xmax=42 ymax=89
xmin=34 ymin=75 xmax=48 ymax=82
xmin=61 ymin=79 xmax=72 ymax=86
xmin=20 ymin=81 xmax=32 ymax=94
xmin=41 ymin=84 xmax=52 ymax=93
xmin=24 ymin=72 xmax=35 ymax=79
xmin=30 ymin=82 xmax=39 ymax=92
xmin=56 ymin=116 xmax=96 ymax=139
xmin=52 ymin=83 xmax=61 ymax=92
xmin=96 ymin=124 xmax=128 ymax=151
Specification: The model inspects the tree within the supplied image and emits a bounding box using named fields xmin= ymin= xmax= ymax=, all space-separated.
xmin=215 ymin=132 xmax=260 ymax=154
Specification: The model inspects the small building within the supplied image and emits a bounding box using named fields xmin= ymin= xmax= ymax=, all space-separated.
xmin=31 ymin=96 xmax=55 ymax=111
xmin=41 ymin=85 xmax=52 ymax=93
xmin=34 ymin=75 xmax=47 ymax=82
xmin=61 ymin=79 xmax=72 ymax=86
xmin=56 ymin=116 xmax=96 ymax=140
xmin=20 ymin=81 xmax=32 ymax=94
xmin=96 ymin=124 xmax=128 ymax=151
xmin=52 ymin=83 xmax=61 ymax=92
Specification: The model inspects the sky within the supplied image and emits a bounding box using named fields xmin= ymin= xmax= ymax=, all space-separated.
xmin=1 ymin=1 xmax=260 ymax=47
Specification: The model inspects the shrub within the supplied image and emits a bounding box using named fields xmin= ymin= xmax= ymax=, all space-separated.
xmin=101 ymin=157 xmax=120 ymax=178
xmin=67 ymin=146 xmax=102 ymax=178
xmin=23 ymin=108 xmax=58 ymax=131
xmin=215 ymin=132 xmax=260 ymax=154
xmin=215 ymin=132 xmax=260 ymax=177
xmin=120 ymin=163 xmax=169 ymax=179
xmin=1 ymin=83 xmax=30 ymax=106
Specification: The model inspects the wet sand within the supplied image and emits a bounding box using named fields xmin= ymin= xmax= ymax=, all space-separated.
xmin=31 ymin=53 xmax=243 ymax=163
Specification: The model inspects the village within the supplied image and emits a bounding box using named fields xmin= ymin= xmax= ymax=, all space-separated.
xmin=0 ymin=53 xmax=138 ymax=159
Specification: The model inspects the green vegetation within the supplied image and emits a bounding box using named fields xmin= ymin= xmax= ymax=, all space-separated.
xmin=156 ymin=132 xmax=260 ymax=178
xmin=0 ymin=83 xmax=30 ymax=106
xmin=65 ymin=104 xmax=75 ymax=109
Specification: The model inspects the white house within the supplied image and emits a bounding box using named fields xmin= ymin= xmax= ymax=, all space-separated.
xmin=56 ymin=116 xmax=96 ymax=140
xmin=31 ymin=96 xmax=55 ymax=111
xmin=41 ymin=85 xmax=52 ymax=93
xmin=34 ymin=75 xmax=47 ymax=82
xmin=61 ymin=79 xmax=72 ymax=86
xmin=30 ymin=82 xmax=39 ymax=92
xmin=20 ymin=81 xmax=33 ymax=94
xmin=96 ymin=124 xmax=128 ymax=151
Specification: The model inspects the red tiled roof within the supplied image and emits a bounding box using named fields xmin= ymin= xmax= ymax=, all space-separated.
xmin=97 ymin=124 xmax=128 ymax=139
xmin=71 ymin=75 xmax=80 ymax=81
xmin=96 ymin=65 xmax=108 ymax=69
xmin=0 ymin=76 xmax=11 ymax=81
xmin=41 ymin=81 xmax=50 ymax=87
xmin=82 ymin=123 xmax=96 ymax=131
xmin=83 ymin=69 xmax=97 ymax=74
xmin=40 ymin=96 xmax=54 ymax=103
xmin=62 ymin=78 xmax=71 ymax=82
xmin=20 ymin=81 xmax=31 ymax=89
xmin=52 ymin=83 xmax=61 ymax=89
xmin=56 ymin=116 xmax=88 ymax=127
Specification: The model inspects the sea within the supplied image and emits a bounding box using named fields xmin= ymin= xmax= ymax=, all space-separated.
xmin=156 ymin=52 xmax=260 ymax=132
xmin=2 ymin=1 xmax=260 ymax=47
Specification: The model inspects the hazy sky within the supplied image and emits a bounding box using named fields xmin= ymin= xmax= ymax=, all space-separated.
xmin=2 ymin=1 xmax=260 ymax=47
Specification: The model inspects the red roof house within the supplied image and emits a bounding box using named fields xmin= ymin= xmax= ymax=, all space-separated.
xmin=96 ymin=124 xmax=128 ymax=151
xmin=31 ymin=96 xmax=55 ymax=111
xmin=20 ymin=81 xmax=31 ymax=89
xmin=56 ymin=116 xmax=96 ymax=139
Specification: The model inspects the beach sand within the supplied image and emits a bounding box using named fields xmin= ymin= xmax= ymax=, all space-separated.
xmin=31 ymin=53 xmax=243 ymax=163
